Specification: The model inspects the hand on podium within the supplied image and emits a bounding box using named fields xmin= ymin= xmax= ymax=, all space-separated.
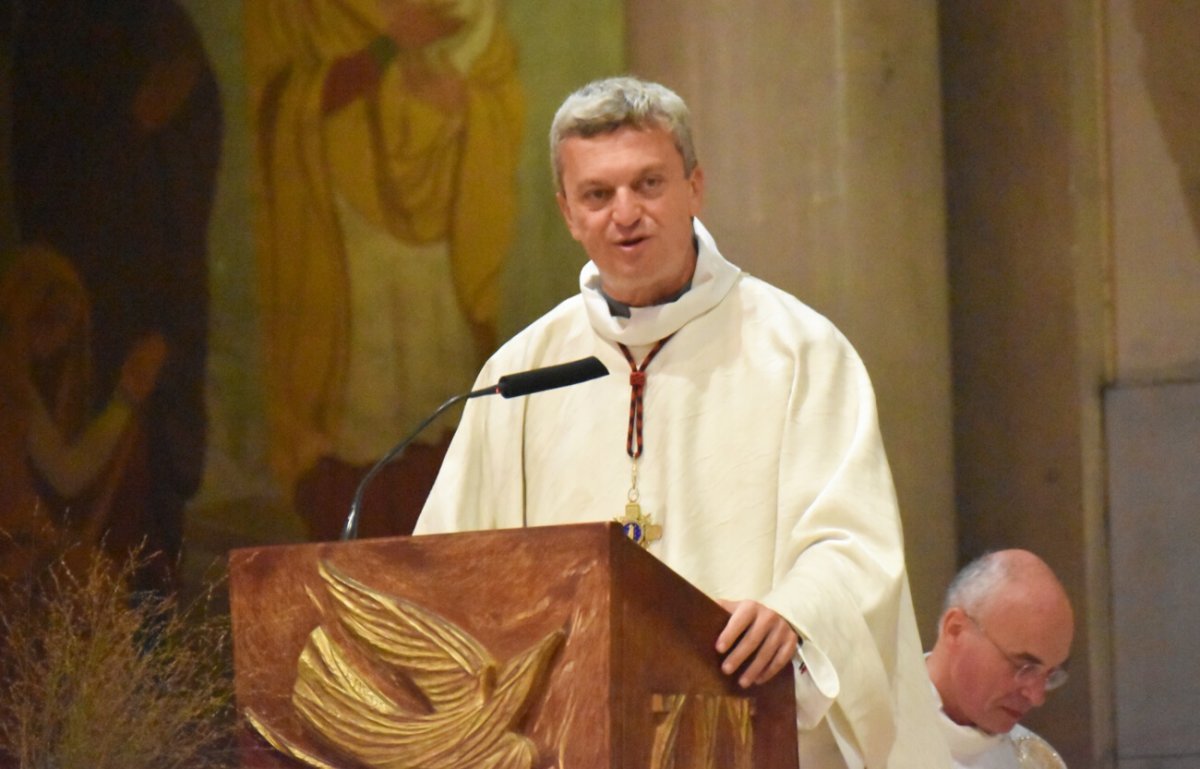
xmin=715 ymin=599 xmax=800 ymax=689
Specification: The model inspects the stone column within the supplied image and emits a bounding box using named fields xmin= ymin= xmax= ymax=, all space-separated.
xmin=627 ymin=1 xmax=955 ymax=633
xmin=939 ymin=1 xmax=1109 ymax=766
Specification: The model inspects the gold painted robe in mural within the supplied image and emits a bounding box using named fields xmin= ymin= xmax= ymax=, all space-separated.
xmin=245 ymin=0 xmax=524 ymax=491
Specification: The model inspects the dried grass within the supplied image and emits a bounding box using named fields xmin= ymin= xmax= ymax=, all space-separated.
xmin=0 ymin=549 xmax=237 ymax=769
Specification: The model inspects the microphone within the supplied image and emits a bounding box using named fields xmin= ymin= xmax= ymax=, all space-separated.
xmin=493 ymin=355 xmax=609 ymax=398
xmin=339 ymin=355 xmax=608 ymax=540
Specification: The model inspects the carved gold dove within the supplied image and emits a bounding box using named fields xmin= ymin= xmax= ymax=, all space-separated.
xmin=246 ymin=560 xmax=565 ymax=769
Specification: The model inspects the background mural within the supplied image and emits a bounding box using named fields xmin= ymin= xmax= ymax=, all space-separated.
xmin=0 ymin=0 xmax=624 ymax=596
xmin=247 ymin=0 xmax=531 ymax=543
xmin=2 ymin=0 xmax=220 ymax=594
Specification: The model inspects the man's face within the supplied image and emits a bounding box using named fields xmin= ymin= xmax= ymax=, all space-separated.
xmin=942 ymin=597 xmax=1073 ymax=735
xmin=556 ymin=124 xmax=704 ymax=307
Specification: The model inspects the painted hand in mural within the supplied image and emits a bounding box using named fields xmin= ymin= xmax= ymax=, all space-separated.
xmin=378 ymin=0 xmax=470 ymax=115
xmin=401 ymin=52 xmax=469 ymax=116
xmin=321 ymin=1 xmax=468 ymax=117
xmin=117 ymin=332 xmax=168 ymax=406
xmin=378 ymin=0 xmax=467 ymax=49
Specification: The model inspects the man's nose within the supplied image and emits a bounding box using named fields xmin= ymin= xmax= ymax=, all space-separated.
xmin=611 ymin=188 xmax=641 ymax=226
xmin=1019 ymin=677 xmax=1048 ymax=708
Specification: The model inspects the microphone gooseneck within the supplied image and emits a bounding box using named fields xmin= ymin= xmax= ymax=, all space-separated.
xmin=339 ymin=355 xmax=609 ymax=541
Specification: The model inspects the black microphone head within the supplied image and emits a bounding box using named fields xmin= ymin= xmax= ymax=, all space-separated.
xmin=495 ymin=356 xmax=609 ymax=398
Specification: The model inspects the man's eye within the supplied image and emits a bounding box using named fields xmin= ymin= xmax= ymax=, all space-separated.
xmin=582 ymin=189 xmax=610 ymax=204
xmin=638 ymin=176 xmax=666 ymax=195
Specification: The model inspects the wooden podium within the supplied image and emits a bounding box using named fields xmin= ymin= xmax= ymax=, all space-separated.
xmin=229 ymin=522 xmax=799 ymax=769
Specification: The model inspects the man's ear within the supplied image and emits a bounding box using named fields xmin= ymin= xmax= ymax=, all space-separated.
xmin=687 ymin=164 xmax=705 ymax=216
xmin=941 ymin=606 xmax=971 ymax=645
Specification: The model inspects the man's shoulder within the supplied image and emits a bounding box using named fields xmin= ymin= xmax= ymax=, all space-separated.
xmin=730 ymin=272 xmax=855 ymax=350
xmin=734 ymin=270 xmax=827 ymax=317
xmin=523 ymin=293 xmax=587 ymax=332
xmin=485 ymin=294 xmax=589 ymax=367
xmin=1009 ymin=725 xmax=1067 ymax=769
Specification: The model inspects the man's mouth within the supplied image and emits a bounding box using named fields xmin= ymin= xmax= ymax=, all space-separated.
xmin=616 ymin=235 xmax=648 ymax=249
xmin=1000 ymin=706 xmax=1025 ymax=722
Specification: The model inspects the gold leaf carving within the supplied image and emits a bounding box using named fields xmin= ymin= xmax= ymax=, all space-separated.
xmin=649 ymin=693 xmax=754 ymax=769
xmin=650 ymin=694 xmax=687 ymax=769
xmin=246 ymin=560 xmax=564 ymax=769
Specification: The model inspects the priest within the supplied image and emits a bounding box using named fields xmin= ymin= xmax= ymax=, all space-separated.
xmin=416 ymin=75 xmax=949 ymax=768
xmin=926 ymin=550 xmax=1073 ymax=769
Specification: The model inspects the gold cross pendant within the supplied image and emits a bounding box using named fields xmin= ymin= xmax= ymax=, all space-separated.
xmin=616 ymin=502 xmax=662 ymax=548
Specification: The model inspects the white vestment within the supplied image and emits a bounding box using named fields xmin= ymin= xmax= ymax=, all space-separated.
xmin=416 ymin=219 xmax=951 ymax=768
xmin=932 ymin=687 xmax=1067 ymax=769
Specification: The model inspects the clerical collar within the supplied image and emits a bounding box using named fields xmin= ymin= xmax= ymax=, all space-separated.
xmin=928 ymin=678 xmax=1008 ymax=759
xmin=600 ymin=277 xmax=693 ymax=318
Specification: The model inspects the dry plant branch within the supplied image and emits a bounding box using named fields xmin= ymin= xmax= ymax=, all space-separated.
xmin=0 ymin=547 xmax=236 ymax=769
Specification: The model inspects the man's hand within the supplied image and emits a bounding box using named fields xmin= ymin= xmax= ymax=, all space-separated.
xmin=715 ymin=599 xmax=799 ymax=688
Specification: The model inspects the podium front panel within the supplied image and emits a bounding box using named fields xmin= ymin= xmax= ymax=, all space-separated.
xmin=230 ymin=522 xmax=797 ymax=768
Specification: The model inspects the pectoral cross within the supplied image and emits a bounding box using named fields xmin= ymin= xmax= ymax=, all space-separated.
xmin=617 ymin=501 xmax=661 ymax=548
xmin=614 ymin=336 xmax=673 ymax=549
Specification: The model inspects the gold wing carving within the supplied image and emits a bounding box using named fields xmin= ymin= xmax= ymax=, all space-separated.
xmin=245 ymin=560 xmax=564 ymax=769
xmin=243 ymin=708 xmax=341 ymax=769
xmin=316 ymin=559 xmax=497 ymax=712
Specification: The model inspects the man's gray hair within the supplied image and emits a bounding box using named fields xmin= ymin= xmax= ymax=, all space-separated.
xmin=943 ymin=550 xmax=1011 ymax=618
xmin=549 ymin=76 xmax=698 ymax=192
